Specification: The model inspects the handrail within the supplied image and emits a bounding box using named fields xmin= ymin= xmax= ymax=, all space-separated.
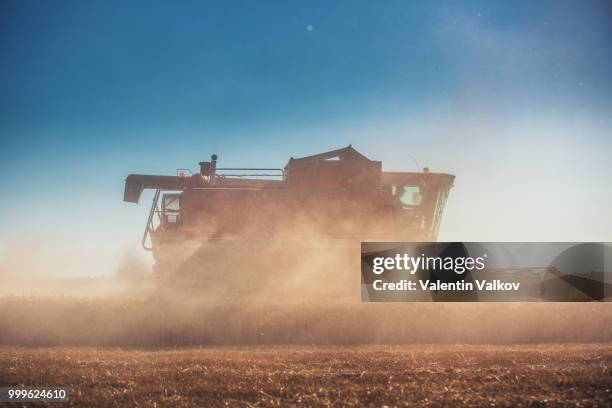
xmin=142 ymin=189 xmax=160 ymax=251
xmin=216 ymin=174 xmax=282 ymax=178
xmin=216 ymin=168 xmax=284 ymax=178
xmin=216 ymin=168 xmax=284 ymax=171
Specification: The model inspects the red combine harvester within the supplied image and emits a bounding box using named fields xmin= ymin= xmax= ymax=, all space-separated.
xmin=124 ymin=146 xmax=455 ymax=295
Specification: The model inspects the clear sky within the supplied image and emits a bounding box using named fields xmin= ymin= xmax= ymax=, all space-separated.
xmin=1 ymin=0 xmax=611 ymax=276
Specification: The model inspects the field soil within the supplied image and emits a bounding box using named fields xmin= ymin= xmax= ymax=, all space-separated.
xmin=1 ymin=344 xmax=611 ymax=407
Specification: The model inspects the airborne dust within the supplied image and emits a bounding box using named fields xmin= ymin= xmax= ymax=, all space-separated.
xmin=0 ymin=215 xmax=611 ymax=347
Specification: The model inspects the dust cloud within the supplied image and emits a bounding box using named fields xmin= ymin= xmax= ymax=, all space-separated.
xmin=1 ymin=227 xmax=611 ymax=346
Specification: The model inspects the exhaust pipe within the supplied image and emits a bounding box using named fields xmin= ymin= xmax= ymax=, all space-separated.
xmin=199 ymin=154 xmax=218 ymax=184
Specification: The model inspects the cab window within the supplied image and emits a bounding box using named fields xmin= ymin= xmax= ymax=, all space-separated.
xmin=392 ymin=185 xmax=422 ymax=206
xmin=162 ymin=194 xmax=181 ymax=228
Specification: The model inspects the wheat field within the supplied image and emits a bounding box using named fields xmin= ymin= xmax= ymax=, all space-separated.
xmin=1 ymin=344 xmax=611 ymax=407
xmin=1 ymin=295 xmax=611 ymax=406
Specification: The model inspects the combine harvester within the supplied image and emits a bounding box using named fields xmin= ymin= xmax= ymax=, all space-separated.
xmin=123 ymin=146 xmax=610 ymax=301
xmin=123 ymin=146 xmax=455 ymax=298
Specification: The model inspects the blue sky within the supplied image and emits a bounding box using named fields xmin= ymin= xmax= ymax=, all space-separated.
xmin=1 ymin=1 xmax=611 ymax=276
